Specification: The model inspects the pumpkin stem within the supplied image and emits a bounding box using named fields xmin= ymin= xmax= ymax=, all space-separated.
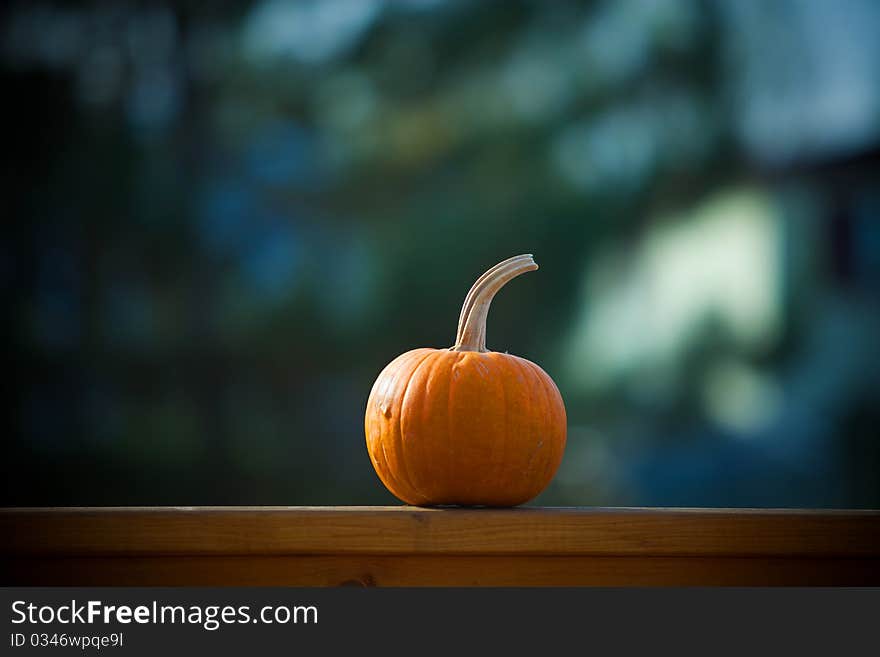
xmin=453 ymin=254 xmax=538 ymax=352
xmin=455 ymin=254 xmax=526 ymax=341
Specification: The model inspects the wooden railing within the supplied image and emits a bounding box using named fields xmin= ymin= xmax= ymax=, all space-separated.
xmin=3 ymin=507 xmax=879 ymax=586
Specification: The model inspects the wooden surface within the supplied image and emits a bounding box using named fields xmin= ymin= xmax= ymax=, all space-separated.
xmin=3 ymin=507 xmax=879 ymax=586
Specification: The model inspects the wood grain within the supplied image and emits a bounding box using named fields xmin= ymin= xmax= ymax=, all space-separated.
xmin=3 ymin=506 xmax=879 ymax=557
xmin=2 ymin=507 xmax=878 ymax=586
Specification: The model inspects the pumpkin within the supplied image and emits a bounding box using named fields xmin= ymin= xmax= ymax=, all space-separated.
xmin=365 ymin=254 xmax=567 ymax=507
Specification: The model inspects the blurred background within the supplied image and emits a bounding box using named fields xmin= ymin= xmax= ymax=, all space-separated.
xmin=4 ymin=0 xmax=880 ymax=507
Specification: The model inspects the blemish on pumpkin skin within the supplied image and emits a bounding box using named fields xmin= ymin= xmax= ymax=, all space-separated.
xmin=524 ymin=440 xmax=545 ymax=473
xmin=380 ymin=403 xmax=392 ymax=419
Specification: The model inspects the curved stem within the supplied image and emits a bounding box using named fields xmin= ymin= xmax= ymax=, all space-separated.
xmin=455 ymin=254 xmax=527 ymax=340
xmin=452 ymin=254 xmax=538 ymax=352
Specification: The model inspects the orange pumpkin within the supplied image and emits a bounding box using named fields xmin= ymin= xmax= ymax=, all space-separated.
xmin=365 ymin=254 xmax=567 ymax=506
